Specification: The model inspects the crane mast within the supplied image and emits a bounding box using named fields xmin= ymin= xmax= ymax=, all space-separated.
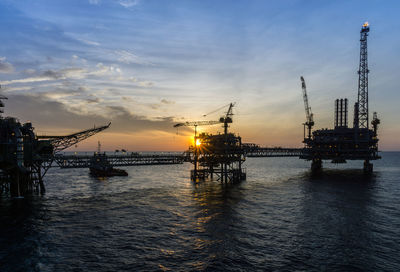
xmin=357 ymin=22 xmax=370 ymax=129
xmin=220 ymin=102 xmax=234 ymax=135
xmin=300 ymin=76 xmax=314 ymax=139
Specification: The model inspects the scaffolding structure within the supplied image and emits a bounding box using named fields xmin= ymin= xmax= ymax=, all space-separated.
xmin=176 ymin=103 xmax=246 ymax=183
xmin=190 ymin=132 xmax=246 ymax=182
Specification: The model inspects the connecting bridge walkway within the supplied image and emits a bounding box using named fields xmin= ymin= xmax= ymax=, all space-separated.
xmin=243 ymin=145 xmax=303 ymax=157
xmin=54 ymin=153 xmax=185 ymax=168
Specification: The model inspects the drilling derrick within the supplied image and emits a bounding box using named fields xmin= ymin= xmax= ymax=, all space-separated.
xmin=300 ymin=23 xmax=380 ymax=173
xmin=357 ymin=22 xmax=370 ymax=129
xmin=174 ymin=103 xmax=246 ymax=182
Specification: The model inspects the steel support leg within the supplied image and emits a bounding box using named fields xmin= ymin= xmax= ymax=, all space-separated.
xmin=363 ymin=160 xmax=373 ymax=174
xmin=311 ymin=158 xmax=322 ymax=172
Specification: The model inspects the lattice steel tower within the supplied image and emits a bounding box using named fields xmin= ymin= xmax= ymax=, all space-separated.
xmin=357 ymin=22 xmax=370 ymax=129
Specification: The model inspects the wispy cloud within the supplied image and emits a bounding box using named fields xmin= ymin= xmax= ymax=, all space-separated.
xmin=128 ymin=77 xmax=154 ymax=87
xmin=137 ymin=80 xmax=153 ymax=87
xmin=118 ymin=0 xmax=140 ymax=8
xmin=89 ymin=0 xmax=101 ymax=5
xmin=114 ymin=50 xmax=151 ymax=65
xmin=0 ymin=64 xmax=123 ymax=85
xmin=64 ymin=32 xmax=100 ymax=46
xmin=1 ymin=86 xmax=33 ymax=92
xmin=0 ymin=57 xmax=14 ymax=74
xmin=22 ymin=69 xmax=36 ymax=75
xmin=0 ymin=68 xmax=83 ymax=85
xmin=161 ymin=99 xmax=175 ymax=105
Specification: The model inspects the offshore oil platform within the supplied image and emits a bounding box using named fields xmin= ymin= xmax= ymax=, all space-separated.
xmin=0 ymin=91 xmax=186 ymax=197
xmin=0 ymin=22 xmax=382 ymax=197
xmin=299 ymin=22 xmax=381 ymax=173
xmin=0 ymin=93 xmax=111 ymax=196
xmin=174 ymin=103 xmax=246 ymax=182
xmin=173 ymin=23 xmax=381 ymax=181
xmin=0 ymin=93 xmax=186 ymax=197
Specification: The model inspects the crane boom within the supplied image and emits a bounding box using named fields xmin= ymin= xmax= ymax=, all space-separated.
xmin=202 ymin=103 xmax=231 ymax=117
xmin=301 ymin=76 xmax=313 ymax=123
xmin=174 ymin=120 xmax=221 ymax=128
xmin=174 ymin=102 xmax=235 ymax=135
xmin=37 ymin=122 xmax=111 ymax=153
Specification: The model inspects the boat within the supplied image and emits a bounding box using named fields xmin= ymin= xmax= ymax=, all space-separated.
xmin=89 ymin=142 xmax=128 ymax=177
xmin=89 ymin=153 xmax=128 ymax=177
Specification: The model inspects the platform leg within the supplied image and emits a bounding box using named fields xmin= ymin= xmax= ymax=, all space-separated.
xmin=363 ymin=160 xmax=373 ymax=174
xmin=311 ymin=159 xmax=322 ymax=172
xmin=38 ymin=167 xmax=46 ymax=195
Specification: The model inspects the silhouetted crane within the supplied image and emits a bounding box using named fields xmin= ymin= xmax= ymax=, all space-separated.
xmin=300 ymin=76 xmax=314 ymax=139
xmin=174 ymin=102 xmax=235 ymax=137
xmin=37 ymin=122 xmax=111 ymax=153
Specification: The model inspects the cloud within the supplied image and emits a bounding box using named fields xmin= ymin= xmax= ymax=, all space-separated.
xmin=86 ymin=96 xmax=101 ymax=103
xmin=0 ymin=73 xmax=58 ymax=85
xmin=64 ymin=32 xmax=100 ymax=46
xmin=118 ymin=0 xmax=140 ymax=8
xmin=127 ymin=77 xmax=154 ymax=87
xmin=42 ymin=70 xmax=64 ymax=79
xmin=0 ymin=64 xmax=122 ymax=86
xmin=89 ymin=0 xmax=101 ymax=4
xmin=114 ymin=50 xmax=150 ymax=65
xmin=71 ymin=55 xmax=87 ymax=65
xmin=0 ymin=68 xmax=84 ymax=85
xmin=79 ymin=39 xmax=100 ymax=46
xmin=122 ymin=96 xmax=134 ymax=102
xmin=0 ymin=57 xmax=14 ymax=74
xmin=77 ymin=86 xmax=90 ymax=92
xmin=137 ymin=81 xmax=153 ymax=87
xmin=161 ymin=99 xmax=175 ymax=105
xmin=149 ymin=103 xmax=160 ymax=110
xmin=145 ymin=99 xmax=175 ymax=111
xmin=1 ymin=86 xmax=33 ymax=92
xmin=5 ymin=94 xmax=176 ymax=133
xmin=23 ymin=69 xmax=36 ymax=75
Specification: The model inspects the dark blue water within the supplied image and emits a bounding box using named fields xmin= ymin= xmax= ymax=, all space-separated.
xmin=1 ymin=153 xmax=400 ymax=271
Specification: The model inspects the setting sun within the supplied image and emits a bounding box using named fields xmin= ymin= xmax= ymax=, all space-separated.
xmin=195 ymin=138 xmax=201 ymax=146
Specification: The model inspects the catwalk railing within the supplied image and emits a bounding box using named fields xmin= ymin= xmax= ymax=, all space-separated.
xmin=26 ymin=147 xmax=303 ymax=170
xmin=53 ymin=153 xmax=186 ymax=168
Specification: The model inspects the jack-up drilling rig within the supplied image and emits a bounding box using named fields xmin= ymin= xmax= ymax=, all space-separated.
xmin=0 ymin=93 xmax=110 ymax=196
xmin=174 ymin=103 xmax=246 ymax=182
xmin=300 ymin=22 xmax=380 ymax=173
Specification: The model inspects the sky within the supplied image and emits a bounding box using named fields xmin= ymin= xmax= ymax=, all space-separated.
xmin=0 ymin=0 xmax=399 ymax=151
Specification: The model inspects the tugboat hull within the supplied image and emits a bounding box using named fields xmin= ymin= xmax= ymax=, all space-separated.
xmin=89 ymin=152 xmax=128 ymax=177
xmin=89 ymin=167 xmax=128 ymax=177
